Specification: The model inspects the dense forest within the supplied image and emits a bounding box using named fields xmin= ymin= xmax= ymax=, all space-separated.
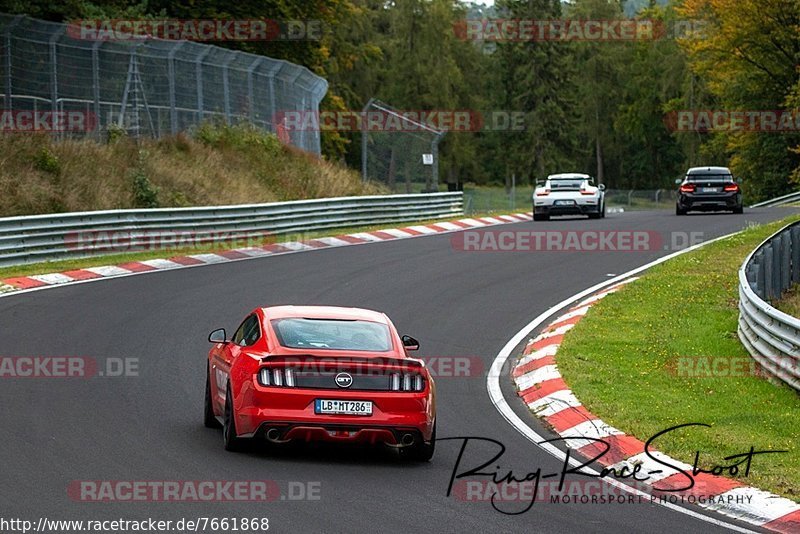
xmin=4 ymin=0 xmax=798 ymax=200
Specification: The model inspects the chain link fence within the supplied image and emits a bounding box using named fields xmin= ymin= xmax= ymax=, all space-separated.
xmin=0 ymin=14 xmax=327 ymax=154
xmin=361 ymin=99 xmax=445 ymax=193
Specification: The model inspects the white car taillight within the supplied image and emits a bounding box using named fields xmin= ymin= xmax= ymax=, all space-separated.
xmin=390 ymin=372 xmax=424 ymax=391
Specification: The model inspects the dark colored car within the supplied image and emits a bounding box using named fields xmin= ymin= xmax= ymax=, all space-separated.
xmin=676 ymin=166 xmax=743 ymax=215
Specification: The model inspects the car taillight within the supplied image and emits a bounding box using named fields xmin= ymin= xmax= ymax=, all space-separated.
xmin=724 ymin=183 xmax=739 ymax=192
xmin=258 ymin=368 xmax=295 ymax=387
xmin=680 ymin=184 xmax=696 ymax=193
xmin=390 ymin=372 xmax=424 ymax=391
xmin=536 ymin=189 xmax=550 ymax=196
xmin=580 ymin=188 xmax=595 ymax=195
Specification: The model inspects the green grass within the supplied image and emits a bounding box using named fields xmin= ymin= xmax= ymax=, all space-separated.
xmin=552 ymin=216 xmax=800 ymax=501
xmin=776 ymin=285 xmax=800 ymax=318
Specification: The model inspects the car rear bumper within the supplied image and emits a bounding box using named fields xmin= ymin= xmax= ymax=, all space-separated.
xmin=235 ymin=382 xmax=435 ymax=443
xmin=678 ymin=193 xmax=741 ymax=211
xmin=534 ymin=202 xmax=602 ymax=216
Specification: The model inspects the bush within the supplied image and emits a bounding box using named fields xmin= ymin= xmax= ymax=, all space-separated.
xmin=131 ymin=151 xmax=159 ymax=208
xmin=33 ymin=147 xmax=61 ymax=175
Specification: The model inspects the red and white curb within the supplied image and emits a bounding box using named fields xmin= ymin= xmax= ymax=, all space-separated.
xmin=512 ymin=279 xmax=800 ymax=533
xmin=0 ymin=213 xmax=532 ymax=295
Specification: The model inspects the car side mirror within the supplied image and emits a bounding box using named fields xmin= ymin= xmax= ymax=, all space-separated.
xmin=401 ymin=335 xmax=420 ymax=351
xmin=208 ymin=328 xmax=228 ymax=344
xmin=598 ymin=184 xmax=606 ymax=191
xmin=675 ymin=178 xmax=682 ymax=185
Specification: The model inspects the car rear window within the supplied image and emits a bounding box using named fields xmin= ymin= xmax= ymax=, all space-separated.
xmin=271 ymin=318 xmax=392 ymax=351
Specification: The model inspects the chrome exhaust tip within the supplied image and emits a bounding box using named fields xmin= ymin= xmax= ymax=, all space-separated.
xmin=400 ymin=433 xmax=415 ymax=446
xmin=266 ymin=428 xmax=281 ymax=442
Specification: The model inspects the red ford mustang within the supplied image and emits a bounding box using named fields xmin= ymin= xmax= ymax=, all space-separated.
xmin=204 ymin=305 xmax=436 ymax=460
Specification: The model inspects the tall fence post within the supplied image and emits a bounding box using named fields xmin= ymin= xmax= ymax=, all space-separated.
xmin=3 ymin=16 xmax=23 ymax=111
xmin=48 ymin=26 xmax=66 ymax=138
xmin=91 ymin=40 xmax=103 ymax=138
xmin=222 ymin=52 xmax=235 ymax=123
xmin=166 ymin=41 xmax=185 ymax=135
xmin=194 ymin=47 xmax=211 ymax=125
xmin=431 ymin=133 xmax=443 ymax=192
xmin=246 ymin=57 xmax=263 ymax=124
xmin=361 ymin=98 xmax=374 ymax=183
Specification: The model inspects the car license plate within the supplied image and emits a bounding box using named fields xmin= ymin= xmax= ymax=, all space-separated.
xmin=701 ymin=187 xmax=718 ymax=193
xmin=554 ymin=200 xmax=576 ymax=206
xmin=315 ymin=399 xmax=373 ymax=416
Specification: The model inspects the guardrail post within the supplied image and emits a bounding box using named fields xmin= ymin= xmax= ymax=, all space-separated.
xmin=754 ymin=250 xmax=766 ymax=299
xmin=781 ymin=234 xmax=791 ymax=293
xmin=792 ymin=226 xmax=800 ymax=284
xmin=764 ymin=244 xmax=774 ymax=300
xmin=773 ymin=236 xmax=784 ymax=296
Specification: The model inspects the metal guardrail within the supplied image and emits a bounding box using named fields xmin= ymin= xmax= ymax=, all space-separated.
xmin=738 ymin=220 xmax=800 ymax=390
xmin=0 ymin=193 xmax=464 ymax=267
xmin=749 ymin=191 xmax=800 ymax=208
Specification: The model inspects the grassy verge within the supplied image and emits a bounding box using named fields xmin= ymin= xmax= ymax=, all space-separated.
xmin=0 ymin=124 xmax=382 ymax=217
xmin=554 ymin=216 xmax=800 ymax=501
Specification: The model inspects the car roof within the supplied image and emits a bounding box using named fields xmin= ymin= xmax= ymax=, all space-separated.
xmin=261 ymin=305 xmax=389 ymax=323
xmin=686 ymin=166 xmax=732 ymax=175
xmin=547 ymin=173 xmax=591 ymax=180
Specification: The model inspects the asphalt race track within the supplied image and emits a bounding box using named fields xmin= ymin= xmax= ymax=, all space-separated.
xmin=1 ymin=208 xmax=795 ymax=533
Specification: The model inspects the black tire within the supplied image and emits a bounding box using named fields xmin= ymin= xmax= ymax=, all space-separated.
xmin=733 ymin=206 xmax=744 ymax=214
xmin=601 ymin=202 xmax=606 ymax=218
xmin=588 ymin=212 xmax=601 ymax=220
xmin=533 ymin=212 xmax=549 ymax=221
xmin=676 ymin=205 xmax=686 ymax=216
xmin=223 ymin=383 xmax=245 ymax=452
xmin=401 ymin=422 xmax=436 ymax=462
xmin=204 ymin=365 xmax=222 ymax=429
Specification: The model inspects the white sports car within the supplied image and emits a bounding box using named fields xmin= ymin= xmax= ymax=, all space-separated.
xmin=532 ymin=173 xmax=606 ymax=221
